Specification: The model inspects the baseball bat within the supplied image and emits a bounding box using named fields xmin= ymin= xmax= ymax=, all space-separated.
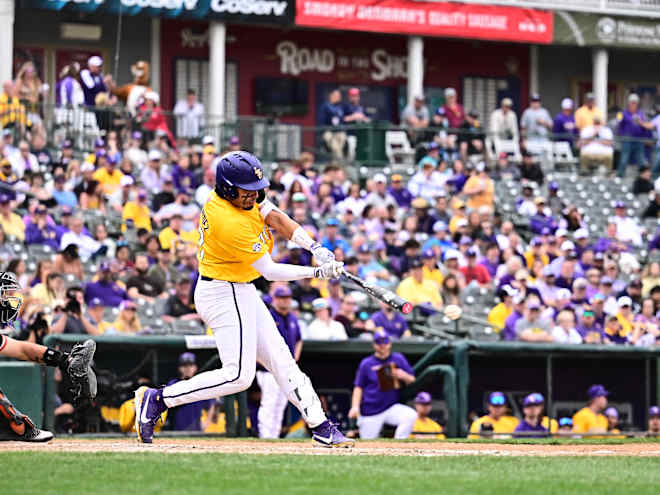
xmin=341 ymin=270 xmax=413 ymax=314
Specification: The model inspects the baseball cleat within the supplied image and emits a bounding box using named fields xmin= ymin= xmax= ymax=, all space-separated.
xmin=20 ymin=426 xmax=54 ymax=443
xmin=134 ymin=386 xmax=166 ymax=444
xmin=312 ymin=420 xmax=355 ymax=448
xmin=0 ymin=391 xmax=53 ymax=442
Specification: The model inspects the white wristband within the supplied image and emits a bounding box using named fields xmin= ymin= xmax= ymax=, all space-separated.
xmin=291 ymin=226 xmax=316 ymax=252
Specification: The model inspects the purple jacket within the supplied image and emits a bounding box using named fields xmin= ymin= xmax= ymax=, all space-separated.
xmin=354 ymin=352 xmax=414 ymax=416
xmin=503 ymin=310 xmax=523 ymax=341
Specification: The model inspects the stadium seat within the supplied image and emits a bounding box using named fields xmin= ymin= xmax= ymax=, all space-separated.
xmin=385 ymin=131 xmax=415 ymax=165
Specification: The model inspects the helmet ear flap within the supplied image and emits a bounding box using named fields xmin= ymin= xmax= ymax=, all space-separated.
xmin=257 ymin=190 xmax=266 ymax=203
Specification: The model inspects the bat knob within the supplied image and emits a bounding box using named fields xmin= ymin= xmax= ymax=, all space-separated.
xmin=402 ymin=302 xmax=413 ymax=314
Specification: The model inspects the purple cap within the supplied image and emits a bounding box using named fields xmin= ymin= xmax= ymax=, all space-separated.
xmin=137 ymin=188 xmax=147 ymax=199
xmin=373 ymin=329 xmax=390 ymax=344
xmin=99 ymin=261 xmax=111 ymax=272
xmin=328 ymin=278 xmax=341 ymax=285
xmin=94 ymin=138 xmax=105 ymax=148
xmin=131 ymin=131 xmax=142 ymax=140
xmin=600 ymin=276 xmax=614 ymax=285
xmin=373 ymin=240 xmax=386 ymax=251
xmin=273 ymin=286 xmax=292 ymax=298
xmin=523 ymin=392 xmax=544 ymax=406
xmin=62 ymin=139 xmax=73 ymax=149
xmin=531 ymin=237 xmax=543 ymax=247
xmin=106 ymin=154 xmax=118 ymax=165
xmin=61 ymin=205 xmax=72 ymax=216
xmin=488 ymin=392 xmax=506 ymax=406
xmin=604 ymin=407 xmax=618 ymax=419
xmin=541 ymin=227 xmax=551 ymax=236
xmin=414 ymin=392 xmax=432 ymax=404
xmin=549 ymin=181 xmax=559 ymax=191
xmin=650 ymin=406 xmax=660 ymax=417
xmin=422 ymin=249 xmax=435 ymax=259
xmin=459 ymin=236 xmax=473 ymax=246
xmin=358 ymin=244 xmax=371 ymax=254
xmin=466 ymin=247 xmax=478 ymax=257
xmin=588 ymin=384 xmax=609 ymax=399
xmin=427 ymin=142 xmax=440 ymax=152
xmin=229 ymin=136 xmax=239 ymax=145
xmin=435 ymin=107 xmax=446 ymax=116
xmin=178 ymin=352 xmax=196 ymax=365
xmin=615 ymin=201 xmax=626 ymax=209
xmin=88 ymin=297 xmax=103 ymax=308
xmin=35 ymin=205 xmax=47 ymax=214
xmin=95 ymin=148 xmax=107 ymax=159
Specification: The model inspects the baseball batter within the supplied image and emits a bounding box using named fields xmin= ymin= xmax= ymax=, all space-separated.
xmin=0 ymin=272 xmax=96 ymax=442
xmin=135 ymin=151 xmax=353 ymax=447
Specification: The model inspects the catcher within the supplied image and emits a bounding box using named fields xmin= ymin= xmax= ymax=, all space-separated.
xmin=0 ymin=272 xmax=97 ymax=442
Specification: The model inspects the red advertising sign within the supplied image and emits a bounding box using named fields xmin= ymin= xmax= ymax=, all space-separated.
xmin=296 ymin=0 xmax=553 ymax=44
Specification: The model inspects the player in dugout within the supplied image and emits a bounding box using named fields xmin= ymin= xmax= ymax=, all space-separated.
xmin=468 ymin=391 xmax=519 ymax=438
xmin=135 ymin=151 xmax=353 ymax=447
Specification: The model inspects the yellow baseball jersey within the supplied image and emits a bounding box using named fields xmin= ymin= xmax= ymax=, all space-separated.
xmin=410 ymin=417 xmax=446 ymax=439
xmin=468 ymin=415 xmax=519 ymax=439
xmin=572 ymin=407 xmax=608 ymax=434
xmin=488 ymin=302 xmax=512 ymax=331
xmin=541 ymin=416 xmax=559 ymax=433
xmin=198 ymin=191 xmax=274 ymax=283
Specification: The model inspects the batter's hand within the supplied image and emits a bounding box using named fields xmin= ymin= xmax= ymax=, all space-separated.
xmin=310 ymin=243 xmax=335 ymax=264
xmin=348 ymin=407 xmax=359 ymax=419
xmin=314 ymin=261 xmax=344 ymax=279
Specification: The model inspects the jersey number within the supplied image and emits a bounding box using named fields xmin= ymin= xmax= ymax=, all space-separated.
xmin=198 ymin=211 xmax=209 ymax=260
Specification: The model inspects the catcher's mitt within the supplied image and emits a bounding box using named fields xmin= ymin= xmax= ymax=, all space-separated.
xmin=65 ymin=340 xmax=97 ymax=407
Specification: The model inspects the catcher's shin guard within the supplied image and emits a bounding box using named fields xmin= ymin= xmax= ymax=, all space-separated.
xmin=0 ymin=388 xmax=53 ymax=442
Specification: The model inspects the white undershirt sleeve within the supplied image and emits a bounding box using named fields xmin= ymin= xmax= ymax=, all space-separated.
xmin=259 ymin=199 xmax=280 ymax=219
xmin=251 ymin=252 xmax=315 ymax=281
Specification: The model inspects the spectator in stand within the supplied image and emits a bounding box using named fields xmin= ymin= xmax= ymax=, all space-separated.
xmin=401 ymin=95 xmax=430 ymax=139
xmin=387 ymin=173 xmax=412 ymax=209
xmin=50 ymin=298 xmax=100 ymax=336
xmin=319 ymin=89 xmax=346 ymax=160
xmin=520 ymin=151 xmax=544 ymax=185
xmin=488 ymin=285 xmax=517 ymax=330
xmin=520 ymin=93 xmax=552 ymax=146
xmin=617 ymin=93 xmax=654 ymax=177
xmin=60 ymin=215 xmax=102 ymax=262
xmin=152 ymin=175 xmax=176 ymax=212
xmin=442 ymin=87 xmax=465 ymax=129
xmin=575 ymin=92 xmax=604 ymax=132
xmin=502 ymin=293 xmax=525 ymax=341
xmin=370 ymin=301 xmax=410 ymax=340
xmin=141 ymin=149 xmax=166 ymax=192
xmin=633 ymin=166 xmax=654 ymax=196
xmin=51 ymin=174 xmax=77 ymax=208
xmin=612 ymin=201 xmax=643 ymax=247
xmin=31 ymin=134 xmax=52 ymax=170
xmin=195 ymin=166 xmax=215 ymax=207
xmin=410 ymin=392 xmax=444 ymax=439
xmin=107 ymin=300 xmax=141 ymax=334
xmin=515 ymin=299 xmax=554 ymax=342
xmin=408 ymin=152 xmax=445 ymax=201
xmin=93 ymin=151 xmax=123 ymax=196
xmin=553 ymin=98 xmax=578 ymax=144
xmin=79 ymin=56 xmax=107 ymax=107
xmin=126 ymin=253 xmax=162 ymax=302
xmin=173 ymin=89 xmax=205 ymax=140
xmin=0 ymin=81 xmax=31 ymax=133
xmin=172 ymin=152 xmax=196 ymax=193
xmin=489 ymin=97 xmax=519 ymax=141
xmin=530 ymin=197 xmax=557 ymax=235
xmin=9 ymin=140 xmax=38 ymax=178
xmin=461 ymin=247 xmax=491 ymax=287
xmin=137 ymin=91 xmax=175 ymax=147
xmin=342 ymin=87 xmax=370 ymax=124
xmin=364 ymin=173 xmax=396 ymax=210
xmin=348 ymin=329 xmax=417 ymax=439
xmin=158 ymin=213 xmax=198 ymax=255
xmin=25 ymin=204 xmax=58 ymax=251
xmin=120 ymin=185 xmax=150 ymax=232
xmin=421 ymin=249 xmax=444 ymax=287
xmin=458 ymin=109 xmax=485 ymax=160
xmin=56 ymin=62 xmax=84 ymax=107
xmin=576 ymin=305 xmax=604 ymax=343
xmin=572 ymin=384 xmax=608 ymax=435
xmin=154 ymin=190 xmax=200 ymax=232
xmin=468 ymin=391 xmax=519 ymax=438
xmin=648 ymin=406 xmax=660 ymax=436
xmin=163 ymin=277 xmax=200 ymax=322
xmin=84 ymin=262 xmax=129 ymax=308
xmin=396 ymin=258 xmax=443 ymax=311
xmin=305 ymin=298 xmax=347 ymax=340
xmin=164 ymin=352 xmax=213 ymax=431
xmin=551 ymin=309 xmax=582 ymax=344
xmin=147 ymin=247 xmax=178 ymax=294
xmin=578 ymin=115 xmax=614 ymax=174
xmin=463 ymin=162 xmax=494 ymax=210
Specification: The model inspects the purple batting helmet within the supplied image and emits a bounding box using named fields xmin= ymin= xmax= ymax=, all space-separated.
xmin=214 ymin=151 xmax=270 ymax=202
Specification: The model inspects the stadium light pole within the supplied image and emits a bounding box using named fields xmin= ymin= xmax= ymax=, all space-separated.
xmin=0 ymin=0 xmax=14 ymax=84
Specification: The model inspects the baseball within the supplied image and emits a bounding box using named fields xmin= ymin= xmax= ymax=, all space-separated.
xmin=444 ymin=304 xmax=463 ymax=321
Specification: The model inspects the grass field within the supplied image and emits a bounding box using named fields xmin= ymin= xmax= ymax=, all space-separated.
xmin=3 ymin=442 xmax=660 ymax=495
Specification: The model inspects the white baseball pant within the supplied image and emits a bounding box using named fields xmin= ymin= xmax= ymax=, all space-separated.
xmin=357 ymin=403 xmax=417 ymax=439
xmin=256 ymin=370 xmax=288 ymax=438
xmin=162 ymin=279 xmax=326 ymax=428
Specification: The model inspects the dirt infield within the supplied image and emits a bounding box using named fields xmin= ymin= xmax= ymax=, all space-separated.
xmin=1 ymin=438 xmax=660 ymax=456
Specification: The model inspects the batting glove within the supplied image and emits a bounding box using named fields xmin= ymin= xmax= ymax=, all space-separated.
xmin=314 ymin=261 xmax=344 ymax=280
xmin=310 ymin=243 xmax=335 ymax=264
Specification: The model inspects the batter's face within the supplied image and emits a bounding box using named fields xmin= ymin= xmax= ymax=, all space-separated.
xmin=230 ymin=187 xmax=259 ymax=210
xmin=649 ymin=416 xmax=660 ymax=432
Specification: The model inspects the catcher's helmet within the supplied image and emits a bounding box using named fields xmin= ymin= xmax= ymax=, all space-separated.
xmin=0 ymin=272 xmax=22 ymax=324
xmin=214 ymin=151 xmax=270 ymax=202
